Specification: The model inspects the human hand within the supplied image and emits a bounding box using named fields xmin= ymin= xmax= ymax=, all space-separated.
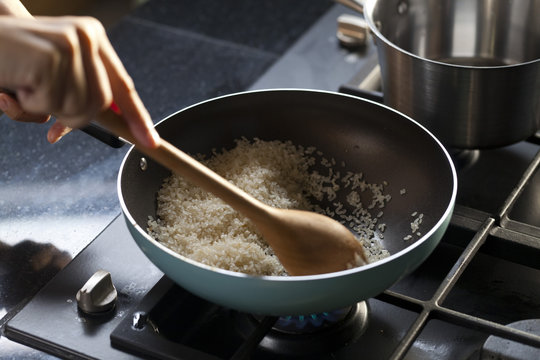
xmin=0 ymin=91 xmax=72 ymax=143
xmin=0 ymin=11 xmax=159 ymax=147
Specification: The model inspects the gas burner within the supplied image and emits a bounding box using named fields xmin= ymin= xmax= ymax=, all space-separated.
xmin=236 ymin=302 xmax=368 ymax=356
xmin=272 ymin=307 xmax=352 ymax=334
xmin=480 ymin=319 xmax=540 ymax=360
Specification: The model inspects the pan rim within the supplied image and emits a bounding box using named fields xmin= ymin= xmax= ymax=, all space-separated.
xmin=117 ymin=88 xmax=458 ymax=282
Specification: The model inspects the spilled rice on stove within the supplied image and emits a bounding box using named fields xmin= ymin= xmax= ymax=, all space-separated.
xmin=147 ymin=138 xmax=420 ymax=276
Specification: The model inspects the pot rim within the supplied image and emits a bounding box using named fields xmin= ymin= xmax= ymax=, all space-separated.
xmin=363 ymin=0 xmax=540 ymax=69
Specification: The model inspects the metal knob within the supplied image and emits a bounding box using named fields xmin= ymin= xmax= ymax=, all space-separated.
xmin=76 ymin=270 xmax=117 ymax=314
xmin=337 ymin=14 xmax=368 ymax=49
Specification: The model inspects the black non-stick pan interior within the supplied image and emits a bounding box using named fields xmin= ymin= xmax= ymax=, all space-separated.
xmin=120 ymin=90 xmax=454 ymax=257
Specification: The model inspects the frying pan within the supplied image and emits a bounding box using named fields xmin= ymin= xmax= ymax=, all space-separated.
xmin=118 ymin=89 xmax=457 ymax=316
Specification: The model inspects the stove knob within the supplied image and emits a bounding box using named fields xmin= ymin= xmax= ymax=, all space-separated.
xmin=76 ymin=270 xmax=118 ymax=314
xmin=337 ymin=14 xmax=368 ymax=49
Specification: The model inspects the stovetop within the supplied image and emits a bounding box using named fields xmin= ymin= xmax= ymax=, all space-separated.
xmin=3 ymin=2 xmax=540 ymax=360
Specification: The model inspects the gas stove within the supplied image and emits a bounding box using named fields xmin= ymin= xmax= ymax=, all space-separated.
xmin=4 ymin=4 xmax=540 ymax=360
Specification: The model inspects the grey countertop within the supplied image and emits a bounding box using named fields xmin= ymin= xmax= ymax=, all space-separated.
xmin=0 ymin=0 xmax=370 ymax=357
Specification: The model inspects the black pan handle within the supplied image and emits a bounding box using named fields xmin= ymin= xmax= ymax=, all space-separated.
xmin=80 ymin=123 xmax=126 ymax=148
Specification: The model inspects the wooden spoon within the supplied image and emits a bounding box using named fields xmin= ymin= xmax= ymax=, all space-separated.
xmin=96 ymin=109 xmax=367 ymax=276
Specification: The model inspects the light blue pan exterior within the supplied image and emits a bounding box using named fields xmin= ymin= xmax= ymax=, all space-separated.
xmin=123 ymin=211 xmax=451 ymax=315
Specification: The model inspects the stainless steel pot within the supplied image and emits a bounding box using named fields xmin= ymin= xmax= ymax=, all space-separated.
xmin=338 ymin=0 xmax=540 ymax=149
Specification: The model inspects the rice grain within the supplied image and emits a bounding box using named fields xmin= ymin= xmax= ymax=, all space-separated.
xmin=148 ymin=138 xmax=394 ymax=276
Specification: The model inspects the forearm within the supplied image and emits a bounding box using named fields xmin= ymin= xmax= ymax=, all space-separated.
xmin=0 ymin=0 xmax=32 ymax=17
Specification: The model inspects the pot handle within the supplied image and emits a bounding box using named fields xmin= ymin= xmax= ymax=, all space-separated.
xmin=335 ymin=0 xmax=365 ymax=14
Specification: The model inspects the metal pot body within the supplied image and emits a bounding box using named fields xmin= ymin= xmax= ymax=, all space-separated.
xmin=363 ymin=0 xmax=540 ymax=149
xmin=118 ymin=89 xmax=457 ymax=316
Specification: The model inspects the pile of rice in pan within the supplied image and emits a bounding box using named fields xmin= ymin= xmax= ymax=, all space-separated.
xmin=147 ymin=138 xmax=399 ymax=276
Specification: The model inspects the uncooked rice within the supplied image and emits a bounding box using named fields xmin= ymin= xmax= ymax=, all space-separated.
xmin=147 ymin=138 xmax=401 ymax=276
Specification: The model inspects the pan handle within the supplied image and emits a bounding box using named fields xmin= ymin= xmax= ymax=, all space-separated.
xmin=80 ymin=123 xmax=126 ymax=148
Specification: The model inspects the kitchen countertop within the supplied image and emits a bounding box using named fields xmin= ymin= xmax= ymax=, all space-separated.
xmin=0 ymin=0 xmax=370 ymax=358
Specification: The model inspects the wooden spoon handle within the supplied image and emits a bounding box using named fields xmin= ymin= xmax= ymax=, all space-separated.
xmin=95 ymin=108 xmax=270 ymax=220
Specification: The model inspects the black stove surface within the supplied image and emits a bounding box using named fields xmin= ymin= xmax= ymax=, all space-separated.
xmin=4 ymin=216 xmax=163 ymax=359
xmin=4 ymin=3 xmax=540 ymax=360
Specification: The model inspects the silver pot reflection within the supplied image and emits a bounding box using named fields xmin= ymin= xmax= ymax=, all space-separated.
xmin=338 ymin=0 xmax=540 ymax=149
